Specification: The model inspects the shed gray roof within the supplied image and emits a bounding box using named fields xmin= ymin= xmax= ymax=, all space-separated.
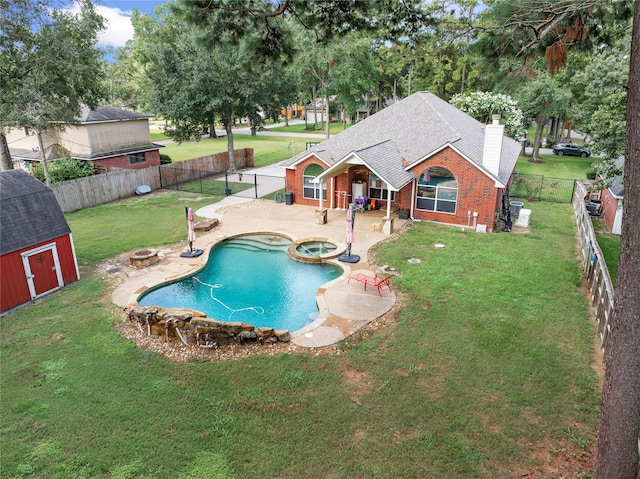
xmin=0 ymin=169 xmax=71 ymax=256
xmin=284 ymin=91 xmax=521 ymax=188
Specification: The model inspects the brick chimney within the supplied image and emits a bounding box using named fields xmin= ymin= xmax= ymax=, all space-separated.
xmin=482 ymin=114 xmax=504 ymax=177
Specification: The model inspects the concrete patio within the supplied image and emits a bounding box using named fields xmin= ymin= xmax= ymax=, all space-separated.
xmin=111 ymin=199 xmax=408 ymax=348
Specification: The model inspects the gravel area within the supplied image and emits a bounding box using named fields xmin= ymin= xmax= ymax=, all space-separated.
xmin=115 ymin=302 xmax=398 ymax=363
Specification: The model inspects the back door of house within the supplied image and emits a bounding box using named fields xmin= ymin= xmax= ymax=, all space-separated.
xmin=22 ymin=244 xmax=64 ymax=299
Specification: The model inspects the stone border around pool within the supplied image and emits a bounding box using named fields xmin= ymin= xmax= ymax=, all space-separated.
xmin=126 ymin=231 xmax=354 ymax=349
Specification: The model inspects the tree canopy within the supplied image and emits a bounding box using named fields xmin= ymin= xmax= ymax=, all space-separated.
xmin=0 ymin=0 xmax=106 ymax=174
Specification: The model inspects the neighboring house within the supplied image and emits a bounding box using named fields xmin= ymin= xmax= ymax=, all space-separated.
xmin=305 ymin=96 xmax=374 ymax=124
xmin=6 ymin=105 xmax=162 ymax=172
xmin=0 ymin=169 xmax=80 ymax=315
xmin=600 ymin=156 xmax=624 ymax=235
xmin=283 ymin=91 xmax=521 ymax=233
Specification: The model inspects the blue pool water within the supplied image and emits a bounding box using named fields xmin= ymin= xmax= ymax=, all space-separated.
xmin=138 ymin=234 xmax=343 ymax=332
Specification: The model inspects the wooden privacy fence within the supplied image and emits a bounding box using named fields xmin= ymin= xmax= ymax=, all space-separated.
xmin=572 ymin=181 xmax=615 ymax=354
xmin=51 ymin=149 xmax=253 ymax=212
xmin=161 ymin=148 xmax=253 ymax=176
xmin=51 ymin=167 xmax=161 ymax=213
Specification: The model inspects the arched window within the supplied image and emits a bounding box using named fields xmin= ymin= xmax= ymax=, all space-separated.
xmin=303 ymin=164 xmax=327 ymax=199
xmin=416 ymin=167 xmax=457 ymax=213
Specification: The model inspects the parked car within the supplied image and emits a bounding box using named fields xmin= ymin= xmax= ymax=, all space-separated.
xmin=552 ymin=142 xmax=591 ymax=157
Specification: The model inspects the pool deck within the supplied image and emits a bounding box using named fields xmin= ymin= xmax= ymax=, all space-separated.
xmin=111 ymin=198 xmax=407 ymax=348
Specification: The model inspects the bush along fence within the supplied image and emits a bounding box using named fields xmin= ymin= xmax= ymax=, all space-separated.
xmin=50 ymin=149 xmax=254 ymax=212
xmin=126 ymin=305 xmax=290 ymax=349
xmin=510 ymin=173 xmax=576 ymax=203
xmin=572 ymin=181 xmax=615 ymax=354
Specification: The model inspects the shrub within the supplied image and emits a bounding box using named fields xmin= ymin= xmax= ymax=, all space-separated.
xmin=159 ymin=154 xmax=172 ymax=164
xmin=32 ymin=159 xmax=94 ymax=183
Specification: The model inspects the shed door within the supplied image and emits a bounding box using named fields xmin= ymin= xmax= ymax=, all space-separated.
xmin=22 ymin=244 xmax=64 ymax=299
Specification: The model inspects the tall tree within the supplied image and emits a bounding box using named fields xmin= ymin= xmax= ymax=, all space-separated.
xmin=517 ymin=72 xmax=571 ymax=161
xmin=133 ymin=6 xmax=293 ymax=171
xmin=411 ymin=0 xmax=481 ymax=98
xmin=570 ymin=32 xmax=631 ymax=159
xmin=593 ymin=1 xmax=640 ymax=476
xmin=0 ymin=0 xmax=105 ymax=178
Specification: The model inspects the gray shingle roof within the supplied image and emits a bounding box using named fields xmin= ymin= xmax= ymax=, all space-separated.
xmin=284 ymin=91 xmax=521 ymax=188
xmin=603 ymin=156 xmax=624 ymax=197
xmin=77 ymin=105 xmax=153 ymax=123
xmin=0 ymin=169 xmax=71 ymax=256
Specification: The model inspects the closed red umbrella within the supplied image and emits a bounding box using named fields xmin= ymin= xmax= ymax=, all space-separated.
xmin=180 ymin=207 xmax=203 ymax=258
xmin=345 ymin=205 xmax=355 ymax=254
xmin=187 ymin=207 xmax=196 ymax=246
xmin=339 ymin=203 xmax=360 ymax=263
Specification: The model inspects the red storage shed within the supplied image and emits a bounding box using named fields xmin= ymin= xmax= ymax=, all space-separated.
xmin=1 ymin=169 xmax=80 ymax=315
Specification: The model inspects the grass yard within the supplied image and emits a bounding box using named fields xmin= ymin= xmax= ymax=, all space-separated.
xmin=516 ymin=153 xmax=594 ymax=179
xmin=64 ymin=192 xmax=218 ymax=265
xmin=161 ymin=133 xmax=315 ymax=166
xmin=591 ymin=216 xmax=621 ymax=288
xmin=0 ymin=193 xmax=601 ymax=478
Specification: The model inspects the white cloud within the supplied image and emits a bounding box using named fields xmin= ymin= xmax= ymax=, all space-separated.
xmin=64 ymin=3 xmax=135 ymax=48
xmin=96 ymin=5 xmax=135 ymax=48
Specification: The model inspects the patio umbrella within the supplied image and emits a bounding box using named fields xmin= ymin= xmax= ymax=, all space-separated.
xmin=187 ymin=207 xmax=196 ymax=251
xmin=180 ymin=207 xmax=203 ymax=258
xmin=346 ymin=204 xmax=355 ymax=254
xmin=339 ymin=203 xmax=360 ymax=263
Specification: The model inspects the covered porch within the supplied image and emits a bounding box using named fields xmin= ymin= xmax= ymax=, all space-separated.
xmin=311 ymin=152 xmax=414 ymax=235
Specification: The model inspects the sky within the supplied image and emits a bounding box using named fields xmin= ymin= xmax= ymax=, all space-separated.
xmin=89 ymin=0 xmax=165 ymax=48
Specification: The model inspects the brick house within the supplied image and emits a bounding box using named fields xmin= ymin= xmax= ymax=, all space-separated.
xmin=7 ymin=105 xmax=161 ymax=172
xmin=282 ymin=92 xmax=521 ymax=233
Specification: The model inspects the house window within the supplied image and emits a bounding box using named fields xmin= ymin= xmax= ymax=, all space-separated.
xmin=130 ymin=152 xmax=146 ymax=164
xmin=303 ymin=164 xmax=327 ymax=199
xmin=416 ymin=167 xmax=457 ymax=214
xmin=368 ymin=173 xmax=395 ymax=200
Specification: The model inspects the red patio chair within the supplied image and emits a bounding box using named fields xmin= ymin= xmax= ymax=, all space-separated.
xmin=348 ymin=273 xmax=393 ymax=296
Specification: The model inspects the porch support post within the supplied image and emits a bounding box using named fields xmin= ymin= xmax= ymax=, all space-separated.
xmin=386 ymin=184 xmax=392 ymax=218
xmin=315 ymin=179 xmax=328 ymax=224
xmin=329 ymin=177 xmax=334 ymax=209
xmin=381 ymin=183 xmax=394 ymax=235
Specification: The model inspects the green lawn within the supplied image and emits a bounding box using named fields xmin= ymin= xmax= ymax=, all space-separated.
xmin=1 ymin=195 xmax=600 ymax=478
xmin=161 ymin=134 xmax=317 ymax=166
xmin=516 ymin=153 xmax=595 ymax=179
xmin=591 ymin=216 xmax=621 ymax=287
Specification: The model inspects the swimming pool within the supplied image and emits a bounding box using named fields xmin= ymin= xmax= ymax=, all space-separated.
xmin=137 ymin=234 xmax=343 ymax=332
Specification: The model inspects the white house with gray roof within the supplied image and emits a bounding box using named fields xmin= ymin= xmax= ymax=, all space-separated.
xmin=283 ymin=91 xmax=521 ymax=232
xmin=6 ymin=105 xmax=162 ymax=172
